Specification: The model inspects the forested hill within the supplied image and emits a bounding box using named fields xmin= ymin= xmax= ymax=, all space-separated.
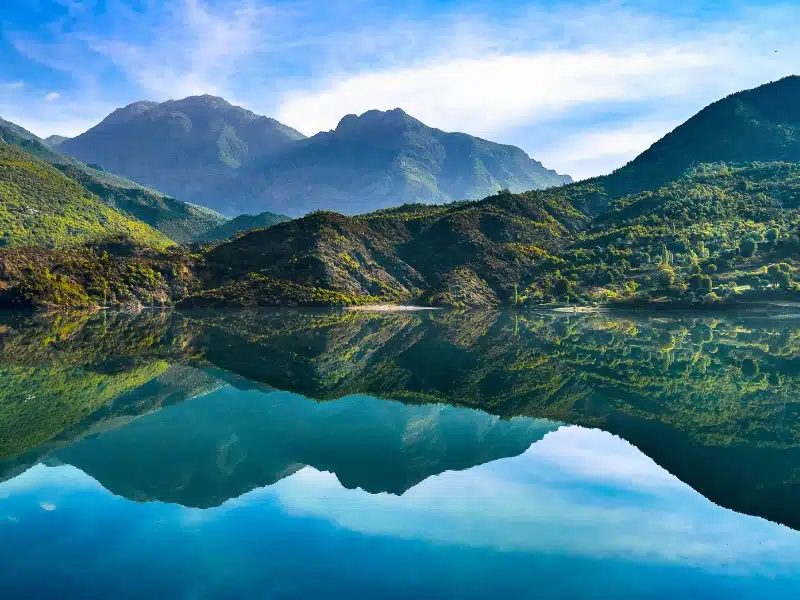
xmin=0 ymin=141 xmax=170 ymax=249
xmin=568 ymin=75 xmax=800 ymax=214
xmin=0 ymin=118 xmax=227 ymax=243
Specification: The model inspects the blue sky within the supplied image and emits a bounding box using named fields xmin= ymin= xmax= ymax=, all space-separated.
xmin=1 ymin=0 xmax=798 ymax=178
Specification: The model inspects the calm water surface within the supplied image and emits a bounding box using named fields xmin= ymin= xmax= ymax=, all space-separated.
xmin=2 ymin=309 xmax=800 ymax=598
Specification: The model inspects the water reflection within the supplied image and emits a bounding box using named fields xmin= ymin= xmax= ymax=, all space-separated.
xmin=1 ymin=308 xmax=800 ymax=528
xmin=2 ymin=426 xmax=800 ymax=599
xmin=51 ymin=388 xmax=557 ymax=506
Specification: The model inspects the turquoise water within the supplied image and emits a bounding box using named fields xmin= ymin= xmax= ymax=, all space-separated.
xmin=1 ymin=309 xmax=800 ymax=598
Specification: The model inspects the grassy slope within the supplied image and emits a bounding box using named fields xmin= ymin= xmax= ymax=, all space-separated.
xmin=0 ymin=142 xmax=171 ymax=249
xmin=0 ymin=120 xmax=227 ymax=243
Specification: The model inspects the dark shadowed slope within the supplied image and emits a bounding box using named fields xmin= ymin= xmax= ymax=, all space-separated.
xmin=196 ymin=210 xmax=292 ymax=242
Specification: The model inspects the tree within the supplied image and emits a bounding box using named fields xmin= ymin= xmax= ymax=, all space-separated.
xmin=552 ymin=277 xmax=570 ymax=297
xmin=766 ymin=228 xmax=779 ymax=243
xmin=767 ymin=264 xmax=792 ymax=289
xmin=689 ymin=274 xmax=713 ymax=294
xmin=740 ymin=237 xmax=757 ymax=258
xmin=658 ymin=266 xmax=676 ymax=287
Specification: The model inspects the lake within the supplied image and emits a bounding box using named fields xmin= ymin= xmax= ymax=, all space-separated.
xmin=2 ymin=308 xmax=800 ymax=598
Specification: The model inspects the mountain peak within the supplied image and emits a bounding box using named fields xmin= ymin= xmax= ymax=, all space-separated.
xmin=167 ymin=95 xmax=232 ymax=109
xmin=99 ymin=100 xmax=159 ymax=128
xmin=334 ymin=108 xmax=421 ymax=134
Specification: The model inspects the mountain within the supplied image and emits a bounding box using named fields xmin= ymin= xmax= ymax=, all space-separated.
xmin=183 ymin=190 xmax=588 ymax=308
xmin=514 ymin=77 xmax=800 ymax=306
xmin=44 ymin=135 xmax=69 ymax=147
xmin=0 ymin=118 xmax=227 ymax=243
xmin=196 ymin=210 xmax=291 ymax=242
xmin=59 ymin=96 xmax=307 ymax=214
xmin=57 ymin=99 xmax=570 ymax=216
xmin=249 ymin=108 xmax=572 ymax=216
xmin=7 ymin=76 xmax=800 ymax=309
xmin=606 ymin=74 xmax=800 ymax=200
xmin=0 ymin=141 xmax=170 ymax=249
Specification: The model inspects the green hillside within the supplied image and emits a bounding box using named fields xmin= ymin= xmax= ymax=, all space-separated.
xmin=0 ymin=119 xmax=227 ymax=243
xmin=196 ymin=210 xmax=291 ymax=242
xmin=520 ymin=161 xmax=800 ymax=305
xmin=0 ymin=142 xmax=171 ymax=249
xmin=183 ymin=191 xmax=587 ymax=308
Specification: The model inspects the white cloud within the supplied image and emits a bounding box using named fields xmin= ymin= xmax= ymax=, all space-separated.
xmin=276 ymin=49 xmax=714 ymax=138
xmin=2 ymin=81 xmax=25 ymax=90
xmin=537 ymin=119 xmax=683 ymax=180
xmin=268 ymin=426 xmax=800 ymax=571
xmin=4 ymin=1 xmax=800 ymax=176
xmin=83 ymin=0 xmax=278 ymax=100
xmin=39 ymin=502 xmax=57 ymax=511
xmin=44 ymin=92 xmax=61 ymax=102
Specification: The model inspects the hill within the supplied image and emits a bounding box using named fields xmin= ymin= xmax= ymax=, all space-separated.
xmin=0 ymin=119 xmax=227 ymax=243
xmin=196 ymin=210 xmax=291 ymax=242
xmin=57 ymin=99 xmax=570 ymax=216
xmin=0 ymin=141 xmax=171 ymax=249
xmin=58 ymin=96 xmax=307 ymax=214
xmin=607 ymin=75 xmax=800 ymax=199
xmin=519 ymin=161 xmax=800 ymax=306
xmin=184 ymin=190 xmax=588 ymax=308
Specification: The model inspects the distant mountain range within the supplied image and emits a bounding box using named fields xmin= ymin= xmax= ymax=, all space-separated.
xmin=57 ymin=97 xmax=572 ymax=216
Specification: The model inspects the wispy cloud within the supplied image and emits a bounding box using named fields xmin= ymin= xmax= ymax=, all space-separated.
xmin=276 ymin=49 xmax=714 ymax=137
xmin=2 ymin=81 xmax=25 ymax=90
xmin=2 ymin=1 xmax=800 ymax=174
xmin=82 ymin=0 xmax=278 ymax=100
xmin=44 ymin=92 xmax=61 ymax=102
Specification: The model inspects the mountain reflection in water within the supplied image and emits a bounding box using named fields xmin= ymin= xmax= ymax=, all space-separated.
xmin=4 ymin=308 xmax=800 ymax=597
xmin=1 ymin=308 xmax=800 ymax=526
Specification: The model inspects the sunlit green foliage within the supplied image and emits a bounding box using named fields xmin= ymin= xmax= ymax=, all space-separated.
xmin=0 ymin=118 xmax=227 ymax=243
xmin=0 ymin=142 xmax=171 ymax=248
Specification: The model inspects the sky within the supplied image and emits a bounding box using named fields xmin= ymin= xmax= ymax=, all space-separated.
xmin=0 ymin=0 xmax=798 ymax=179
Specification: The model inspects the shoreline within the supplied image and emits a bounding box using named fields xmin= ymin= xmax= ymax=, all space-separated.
xmin=345 ymin=305 xmax=443 ymax=312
